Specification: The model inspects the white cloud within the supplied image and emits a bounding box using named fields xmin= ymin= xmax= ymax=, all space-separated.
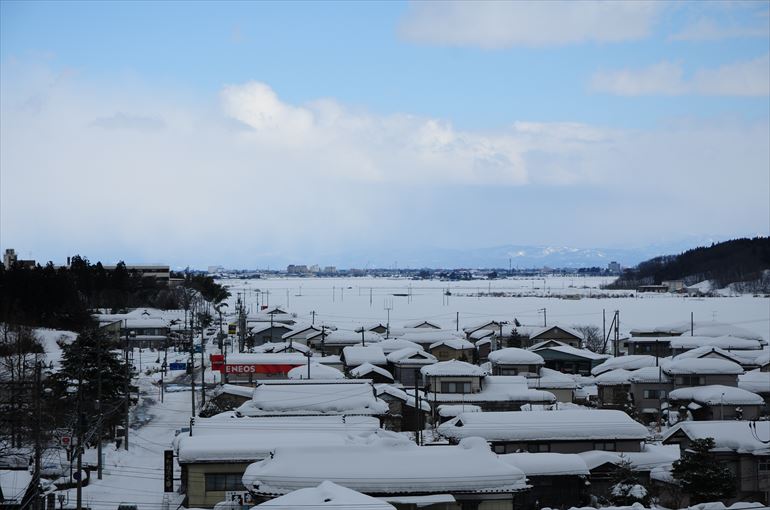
xmin=398 ymin=0 xmax=660 ymax=48
xmin=669 ymin=17 xmax=770 ymax=41
xmin=590 ymin=55 xmax=770 ymax=96
xmin=0 ymin=62 xmax=767 ymax=266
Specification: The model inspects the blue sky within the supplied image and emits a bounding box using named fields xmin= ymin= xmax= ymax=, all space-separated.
xmin=1 ymin=1 xmax=768 ymax=268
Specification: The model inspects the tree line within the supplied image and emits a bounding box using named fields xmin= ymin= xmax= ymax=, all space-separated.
xmin=606 ymin=237 xmax=770 ymax=290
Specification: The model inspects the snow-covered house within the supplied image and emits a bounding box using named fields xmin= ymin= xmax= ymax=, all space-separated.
xmin=402 ymin=319 xmax=442 ymax=329
xmin=421 ymin=360 xmax=486 ymax=395
xmin=669 ymin=335 xmax=765 ymax=357
xmin=241 ymin=438 xmax=529 ymax=507
xmin=628 ymin=366 xmax=672 ymax=422
xmin=526 ymin=367 xmax=580 ymax=403
xmin=286 ymin=362 xmax=344 ymax=380
xmin=739 ymin=368 xmax=770 ymax=408
xmin=515 ymin=325 xmax=584 ymax=349
xmin=175 ymin=416 xmax=380 ymax=508
xmin=423 ymin=374 xmax=556 ymax=412
xmin=397 ymin=330 xmax=465 ymax=350
xmin=438 ymin=409 xmax=649 ymax=454
xmin=500 ymin=453 xmax=590 ymax=509
xmin=488 ymin=348 xmax=545 ymax=377
xmin=531 ymin=341 xmax=610 ymax=375
xmin=428 ymin=338 xmax=475 ymax=362
xmin=341 ymin=345 xmax=387 ymax=370
xmin=591 ymin=355 xmax=658 ymax=376
xmin=626 ymin=337 xmax=673 ymax=357
xmin=375 ymin=384 xmax=431 ymax=432
xmin=252 ymin=481 xmax=397 ymax=510
xmin=377 ymin=338 xmax=423 ymax=354
xmin=355 ymin=322 xmax=389 ymax=335
xmin=663 ymin=357 xmax=744 ymax=388
xmin=280 ymin=324 xmax=322 ymax=344
xmin=236 ymin=380 xmax=388 ymax=418
xmin=250 ymin=322 xmax=293 ymax=345
xmin=309 ymin=330 xmax=383 ymax=356
xmin=386 ymin=348 xmax=438 ymax=386
xmin=667 ymin=385 xmax=765 ymax=421
xmin=662 ymin=420 xmax=770 ymax=503
xmin=595 ymin=369 xmax=634 ymax=410
xmin=350 ymin=363 xmax=394 ymax=384
xmin=462 ymin=319 xmax=504 ymax=338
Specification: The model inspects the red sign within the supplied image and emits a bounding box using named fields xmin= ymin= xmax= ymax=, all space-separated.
xmin=210 ymin=354 xmax=224 ymax=371
xmin=222 ymin=363 xmax=302 ymax=375
xmin=60 ymin=436 xmax=72 ymax=447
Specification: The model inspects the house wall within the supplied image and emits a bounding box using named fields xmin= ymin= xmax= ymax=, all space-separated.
xmin=430 ymin=346 xmax=473 ymax=362
xmin=489 ymin=439 xmax=643 ymax=454
xmin=597 ymin=384 xmax=630 ymax=408
xmin=628 ymin=341 xmax=671 ymax=357
xmin=542 ymin=388 xmax=574 ymax=403
xmin=672 ymin=374 xmax=739 ymax=387
xmin=493 ymin=363 xmax=541 ymax=377
xmin=427 ymin=376 xmax=482 ymax=394
xmin=392 ymin=364 xmax=426 ymax=386
xmin=686 ymin=403 xmax=763 ymax=421
xmin=629 ymin=381 xmax=672 ymax=415
xmin=530 ymin=329 xmax=581 ymax=348
xmin=184 ymin=461 xmax=252 ymax=508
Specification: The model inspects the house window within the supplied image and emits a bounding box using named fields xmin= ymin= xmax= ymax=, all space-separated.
xmin=205 ymin=473 xmax=243 ymax=492
xmin=643 ymin=389 xmax=667 ymax=399
xmin=677 ymin=376 xmax=704 ymax=386
xmin=527 ymin=443 xmax=550 ymax=453
xmin=493 ymin=444 xmax=506 ymax=454
xmin=593 ymin=442 xmax=616 ymax=451
xmin=759 ymin=458 xmax=770 ymax=472
xmin=441 ymin=381 xmax=471 ymax=393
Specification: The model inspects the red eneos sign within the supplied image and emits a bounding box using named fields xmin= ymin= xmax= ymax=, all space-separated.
xmin=222 ymin=363 xmax=302 ymax=375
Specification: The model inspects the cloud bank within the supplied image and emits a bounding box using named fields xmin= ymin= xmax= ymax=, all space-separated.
xmin=1 ymin=62 xmax=767 ymax=267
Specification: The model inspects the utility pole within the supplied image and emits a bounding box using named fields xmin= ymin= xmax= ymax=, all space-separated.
xmin=33 ymin=361 xmax=42 ymax=510
xmin=602 ymin=309 xmax=606 ymax=348
xmin=97 ymin=331 xmax=103 ymax=479
xmin=311 ymin=310 xmax=316 ymax=325
xmin=361 ymin=328 xmax=366 ymax=347
xmin=414 ymin=369 xmax=420 ymax=446
xmin=691 ymin=312 xmax=694 ymax=336
xmin=190 ymin=310 xmax=196 ymax=418
xmin=124 ymin=320 xmax=130 ymax=450
xmin=200 ymin=322 xmax=206 ymax=409
xmin=456 ymin=312 xmax=459 ymax=332
xmin=614 ymin=310 xmax=620 ymax=356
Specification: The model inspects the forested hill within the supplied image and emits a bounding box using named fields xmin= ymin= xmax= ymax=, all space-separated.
xmin=607 ymin=237 xmax=770 ymax=290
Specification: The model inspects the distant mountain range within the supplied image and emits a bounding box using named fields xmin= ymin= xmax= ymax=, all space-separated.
xmin=310 ymin=235 xmax=735 ymax=270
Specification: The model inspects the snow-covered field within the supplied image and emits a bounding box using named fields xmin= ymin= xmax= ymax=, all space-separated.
xmin=219 ymin=277 xmax=769 ymax=339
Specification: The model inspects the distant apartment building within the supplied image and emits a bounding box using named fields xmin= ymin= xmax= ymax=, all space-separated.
xmin=323 ymin=266 xmax=337 ymax=274
xmin=3 ymin=248 xmax=35 ymax=269
xmin=607 ymin=261 xmax=621 ymax=274
xmin=286 ymin=264 xmax=309 ymax=274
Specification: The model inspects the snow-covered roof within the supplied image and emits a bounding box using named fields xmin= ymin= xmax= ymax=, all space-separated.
xmin=386 ymin=347 xmax=438 ymax=364
xmin=488 ymin=348 xmax=544 ymax=366
xmin=378 ymin=338 xmax=424 ymax=354
xmin=323 ymin=330 xmax=384 ymax=346
xmin=663 ymin=420 xmax=770 ymax=455
xmin=241 ymin=438 xmax=529 ymax=496
xmin=287 ymin=362 xmax=345 ymax=380
xmin=253 ymin=481 xmax=397 ymax=510
xmin=351 ymin=363 xmax=394 ymax=381
xmin=215 ymin=383 xmax=255 ymax=399
xmin=429 ymin=338 xmax=475 ymax=351
xmin=251 ymin=322 xmax=291 ymax=334
xmin=177 ymin=429 xmax=381 ymax=463
xmin=663 ymin=357 xmax=744 ymax=375
xmin=421 ymin=360 xmax=486 ymax=377
xmin=398 ymin=330 xmax=465 ymax=345
xmin=532 ymin=342 xmax=610 ymax=361
xmin=592 ymin=355 xmax=657 ymax=376
xmin=0 ymin=469 xmax=32 ymax=503
xmin=226 ymin=353 xmax=309 ymax=365
xmin=402 ymin=319 xmax=442 ymax=329
xmin=469 ymin=329 xmax=494 ymax=340
xmin=238 ymin=380 xmax=388 ymax=416
xmin=630 ymin=321 xmax=765 ymax=342
xmin=594 ymin=369 xmax=634 ymax=386
xmin=251 ymin=341 xmax=311 ymax=354
xmin=578 ymin=443 xmax=680 ymax=471
xmin=670 ymin=335 xmax=763 ymax=351
xmin=672 ymin=345 xmax=745 ymax=364
xmin=430 ymin=375 xmax=555 ymax=404
xmin=438 ymin=409 xmax=648 ymax=442
xmin=437 ymin=404 xmax=482 ymax=418
xmin=500 ymin=452 xmax=589 ymax=476
xmin=375 ymin=385 xmax=431 ymax=412
xmin=528 ymin=368 xmax=580 ymax=390
xmin=627 ymin=366 xmax=671 ymax=384
xmin=462 ymin=320 xmax=502 ymax=334
xmin=525 ymin=324 xmax=584 ymax=340
xmin=281 ymin=324 xmax=320 ymax=340
xmin=738 ymin=369 xmax=770 ymax=394
xmin=188 ymin=415 xmax=380 ymax=434
xmin=668 ymin=385 xmax=764 ymax=406
xmin=756 ymin=350 xmax=770 ymax=367
xmin=343 ymin=345 xmax=387 ymax=366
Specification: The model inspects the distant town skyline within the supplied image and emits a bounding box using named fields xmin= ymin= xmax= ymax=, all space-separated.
xmin=1 ymin=1 xmax=768 ymax=268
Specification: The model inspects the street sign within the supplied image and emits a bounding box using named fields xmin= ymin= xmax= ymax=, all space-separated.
xmin=169 ymin=362 xmax=187 ymax=371
xmin=164 ymin=450 xmax=174 ymax=492
xmin=60 ymin=435 xmax=72 ymax=447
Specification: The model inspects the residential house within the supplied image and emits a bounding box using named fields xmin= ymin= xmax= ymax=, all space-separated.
xmin=663 ymin=357 xmax=744 ymax=388
xmin=531 ymin=341 xmax=609 ymax=375
xmin=250 ymin=323 xmax=293 ymax=345
xmin=626 ymin=337 xmax=672 ymax=357
xmin=307 ymin=330 xmax=383 ymax=356
xmin=438 ymin=409 xmax=648 ymax=454
xmin=241 ymin=438 xmax=529 ymax=509
xmin=595 ymin=369 xmax=634 ymax=410
xmin=386 ymin=348 xmax=438 ymax=387
xmin=591 ymin=355 xmax=657 ymax=376
xmin=428 ymin=338 xmax=475 ymax=362
xmin=375 ymin=385 xmax=431 ymax=432
xmin=662 ymin=421 xmax=770 ymax=505
xmin=628 ymin=366 xmax=672 ymax=423
xmin=527 ymin=367 xmax=580 ymax=403
xmin=350 ymin=363 xmax=394 ymax=384
xmin=341 ymin=345 xmax=387 ymax=370
xmin=500 ymin=453 xmax=590 ymax=510
xmin=516 ymin=325 xmax=584 ymax=349
xmin=423 ymin=373 xmax=556 ymax=412
xmin=488 ymin=348 xmax=545 ymax=377
xmin=668 ymin=385 xmax=764 ymax=421
xmin=402 ymin=319 xmax=442 ymax=329
xmin=252 ymin=481 xmax=397 ymax=510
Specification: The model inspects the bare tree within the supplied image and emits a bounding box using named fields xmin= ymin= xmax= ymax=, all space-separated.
xmin=575 ymin=324 xmax=607 ymax=354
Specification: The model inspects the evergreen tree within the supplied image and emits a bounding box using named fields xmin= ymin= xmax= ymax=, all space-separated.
xmin=609 ymin=457 xmax=650 ymax=506
xmin=50 ymin=328 xmax=134 ymax=435
xmin=671 ymin=438 xmax=736 ymax=504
